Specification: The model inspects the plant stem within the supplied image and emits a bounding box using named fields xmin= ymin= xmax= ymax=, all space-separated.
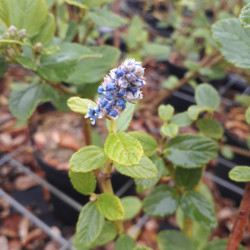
xmin=226 ymin=182 xmax=250 ymax=250
xmin=82 ymin=118 xmax=92 ymax=146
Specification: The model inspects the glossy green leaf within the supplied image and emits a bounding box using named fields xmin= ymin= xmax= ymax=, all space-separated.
xmin=196 ymin=118 xmax=224 ymax=139
xmin=180 ymin=191 xmax=217 ymax=229
xmin=128 ymin=132 xmax=158 ymax=157
xmin=0 ymin=54 xmax=8 ymax=77
xmin=37 ymin=43 xmax=93 ymax=82
xmin=69 ymin=146 xmax=107 ymax=173
xmin=203 ymin=239 xmax=245 ymax=250
xmin=135 ymin=156 xmax=166 ymax=193
xmin=0 ymin=0 xmax=48 ymax=37
xmin=229 ymin=166 xmax=250 ymax=182
xmin=246 ymin=106 xmax=250 ymax=125
xmin=115 ymin=234 xmax=136 ymax=250
xmin=67 ymin=97 xmax=97 ymax=115
xmin=69 ymin=170 xmax=96 ymax=195
xmin=142 ymin=185 xmax=179 ymax=217
xmin=170 ymin=111 xmax=193 ymax=127
xmin=158 ymin=230 xmax=194 ymax=250
xmin=31 ymin=13 xmax=55 ymax=45
xmin=165 ymin=134 xmax=218 ymax=168
xmin=212 ymin=18 xmax=250 ymax=68
xmin=67 ymin=45 xmax=120 ymax=85
xmin=121 ymin=196 xmax=142 ymax=221
xmin=114 ymin=156 xmax=158 ymax=179
xmin=104 ymin=132 xmax=143 ymax=166
xmin=160 ymin=123 xmax=179 ymax=138
xmin=195 ymin=83 xmax=220 ymax=110
xmin=73 ymin=202 xmax=105 ymax=249
xmin=158 ymin=104 xmax=174 ymax=121
xmin=106 ymin=102 xmax=136 ymax=132
xmin=90 ymin=9 xmax=127 ymax=28
xmin=9 ymin=82 xmax=56 ymax=120
xmin=89 ymin=221 xmax=117 ymax=248
xmin=240 ymin=3 xmax=250 ymax=29
xmin=97 ymin=193 xmax=125 ymax=221
xmin=175 ymin=167 xmax=203 ymax=189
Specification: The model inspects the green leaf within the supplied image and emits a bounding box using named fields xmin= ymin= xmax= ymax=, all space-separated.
xmin=73 ymin=202 xmax=105 ymax=249
xmin=67 ymin=97 xmax=97 ymax=115
xmin=37 ymin=43 xmax=93 ymax=82
xmin=89 ymin=221 xmax=117 ymax=248
xmin=114 ymin=156 xmax=158 ymax=179
xmin=64 ymin=20 xmax=78 ymax=42
xmin=104 ymin=132 xmax=143 ymax=166
xmin=142 ymin=185 xmax=179 ymax=217
xmin=115 ymin=234 xmax=136 ymax=250
xmin=235 ymin=94 xmax=250 ymax=107
xmin=195 ymin=83 xmax=220 ymax=110
xmin=175 ymin=167 xmax=203 ymax=190
xmin=212 ymin=18 xmax=250 ymax=68
xmin=220 ymin=146 xmax=234 ymax=160
xmin=135 ymin=156 xmax=166 ymax=193
xmin=63 ymin=0 xmax=87 ymax=9
xmin=180 ymin=191 xmax=217 ymax=229
xmin=246 ymin=106 xmax=250 ymax=125
xmin=69 ymin=146 xmax=107 ymax=173
xmin=158 ymin=230 xmax=194 ymax=250
xmin=158 ymin=104 xmax=174 ymax=121
xmin=0 ymin=54 xmax=7 ymax=77
xmin=240 ymin=3 xmax=250 ymax=29
xmin=229 ymin=166 xmax=250 ymax=182
xmin=15 ymin=56 xmax=37 ymax=70
xmin=0 ymin=0 xmax=48 ymax=37
xmin=69 ymin=170 xmax=96 ymax=195
xmin=160 ymin=123 xmax=179 ymax=138
xmin=31 ymin=14 xmax=55 ymax=45
xmin=188 ymin=105 xmax=211 ymax=120
xmin=128 ymin=132 xmax=158 ymax=157
xmin=97 ymin=193 xmax=125 ymax=221
xmin=9 ymin=82 xmax=56 ymax=120
xmin=143 ymin=43 xmax=170 ymax=60
xmin=67 ymin=45 xmax=120 ymax=85
xmin=162 ymin=75 xmax=179 ymax=90
xmin=203 ymin=239 xmax=245 ymax=250
xmin=90 ymin=9 xmax=127 ymax=28
xmin=121 ymin=196 xmax=142 ymax=221
xmin=133 ymin=247 xmax=153 ymax=250
xmin=196 ymin=118 xmax=224 ymax=139
xmin=106 ymin=102 xmax=136 ymax=132
xmin=170 ymin=111 xmax=194 ymax=127
xmin=165 ymin=134 xmax=218 ymax=168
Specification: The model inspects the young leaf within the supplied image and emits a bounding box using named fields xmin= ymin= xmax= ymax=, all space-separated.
xmin=165 ymin=134 xmax=218 ymax=168
xmin=104 ymin=132 xmax=143 ymax=166
xmin=97 ymin=193 xmax=125 ymax=221
xmin=69 ymin=146 xmax=107 ymax=173
xmin=212 ymin=18 xmax=250 ymax=68
xmin=188 ymin=105 xmax=210 ymax=120
xmin=69 ymin=170 xmax=96 ymax=195
xmin=88 ymin=221 xmax=117 ymax=248
xmin=196 ymin=118 xmax=224 ymax=139
xmin=67 ymin=97 xmax=97 ymax=115
xmin=170 ymin=111 xmax=193 ymax=127
xmin=229 ymin=166 xmax=250 ymax=182
xmin=158 ymin=230 xmax=194 ymax=250
xmin=180 ymin=191 xmax=217 ymax=229
xmin=121 ymin=196 xmax=142 ymax=221
xmin=114 ymin=156 xmax=158 ymax=179
xmin=142 ymin=185 xmax=179 ymax=217
xmin=160 ymin=123 xmax=179 ymax=138
xmin=240 ymin=3 xmax=250 ymax=29
xmin=175 ymin=167 xmax=203 ymax=190
xmin=115 ymin=234 xmax=136 ymax=250
xmin=195 ymin=84 xmax=220 ymax=110
xmin=246 ymin=106 xmax=250 ymax=125
xmin=128 ymin=132 xmax=158 ymax=157
xmin=90 ymin=9 xmax=127 ymax=28
xmin=135 ymin=156 xmax=166 ymax=193
xmin=158 ymin=104 xmax=174 ymax=121
xmin=106 ymin=102 xmax=136 ymax=132
xmin=203 ymin=239 xmax=245 ymax=250
xmin=73 ymin=202 xmax=105 ymax=249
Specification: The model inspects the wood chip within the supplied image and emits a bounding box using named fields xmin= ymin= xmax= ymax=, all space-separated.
xmin=59 ymin=133 xmax=81 ymax=151
xmin=19 ymin=217 xmax=30 ymax=243
xmin=9 ymin=239 xmax=22 ymax=250
xmin=0 ymin=236 xmax=8 ymax=250
xmin=44 ymin=241 xmax=61 ymax=250
xmin=22 ymin=228 xmax=46 ymax=246
xmin=0 ymin=198 xmax=10 ymax=219
xmin=14 ymin=175 xmax=38 ymax=191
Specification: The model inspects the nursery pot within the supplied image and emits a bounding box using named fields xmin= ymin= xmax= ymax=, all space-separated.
xmin=30 ymin=112 xmax=135 ymax=225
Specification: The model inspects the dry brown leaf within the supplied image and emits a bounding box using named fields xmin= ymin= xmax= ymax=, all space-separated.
xmin=22 ymin=228 xmax=46 ymax=246
xmin=59 ymin=133 xmax=81 ymax=151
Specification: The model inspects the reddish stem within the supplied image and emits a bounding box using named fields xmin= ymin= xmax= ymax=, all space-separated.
xmin=226 ymin=182 xmax=250 ymax=250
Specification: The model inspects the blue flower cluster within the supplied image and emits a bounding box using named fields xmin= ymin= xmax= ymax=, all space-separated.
xmin=85 ymin=58 xmax=146 ymax=125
